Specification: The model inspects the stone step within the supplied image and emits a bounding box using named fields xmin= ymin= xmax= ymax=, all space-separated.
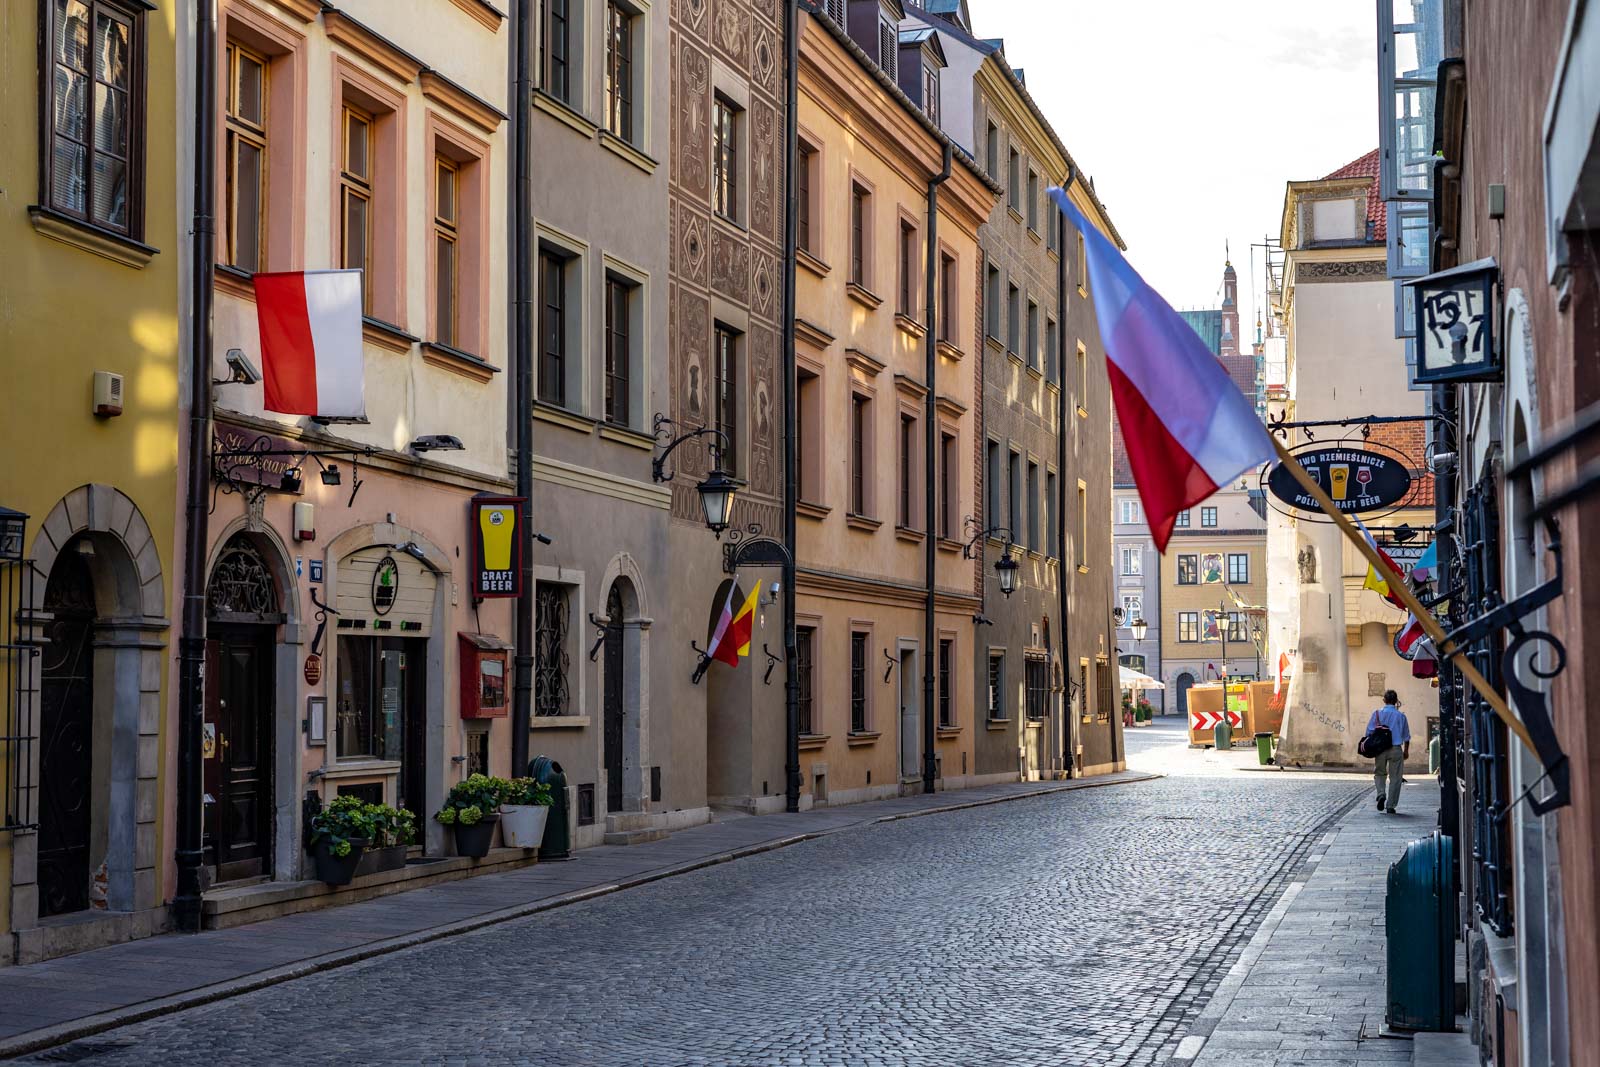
xmin=1412 ymin=1030 xmax=1476 ymax=1066
xmin=602 ymin=828 xmax=670 ymax=846
xmin=605 ymin=811 xmax=661 ymax=833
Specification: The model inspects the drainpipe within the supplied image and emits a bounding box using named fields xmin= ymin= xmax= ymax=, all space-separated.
xmin=922 ymin=143 xmax=952 ymax=795
xmin=1056 ymin=163 xmax=1074 ymax=777
xmin=174 ymin=0 xmax=218 ymax=933
xmin=782 ymin=0 xmax=801 ymax=813
xmin=511 ymin=0 xmax=535 ymax=776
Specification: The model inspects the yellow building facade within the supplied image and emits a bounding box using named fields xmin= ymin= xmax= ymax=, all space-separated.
xmin=0 ymin=0 xmax=182 ymax=962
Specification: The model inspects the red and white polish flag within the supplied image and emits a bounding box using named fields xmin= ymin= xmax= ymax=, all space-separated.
xmin=253 ymin=269 xmax=366 ymax=419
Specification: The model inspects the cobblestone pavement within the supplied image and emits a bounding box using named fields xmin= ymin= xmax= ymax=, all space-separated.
xmin=26 ymin=731 xmax=1363 ymax=1067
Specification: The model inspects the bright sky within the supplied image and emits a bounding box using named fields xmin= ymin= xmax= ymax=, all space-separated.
xmin=970 ymin=0 xmax=1379 ymax=334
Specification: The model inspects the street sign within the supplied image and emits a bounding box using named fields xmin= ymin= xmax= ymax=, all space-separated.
xmin=1190 ymin=708 xmax=1242 ymax=733
xmin=1265 ymin=443 xmax=1413 ymax=516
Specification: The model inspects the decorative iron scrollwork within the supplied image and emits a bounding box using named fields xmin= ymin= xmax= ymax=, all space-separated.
xmin=206 ymin=536 xmax=279 ymax=618
xmin=721 ymin=522 xmax=793 ymax=574
xmin=1500 ymin=629 xmax=1571 ymax=816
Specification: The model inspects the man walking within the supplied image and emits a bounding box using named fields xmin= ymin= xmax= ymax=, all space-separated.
xmin=1365 ymin=690 xmax=1411 ymax=814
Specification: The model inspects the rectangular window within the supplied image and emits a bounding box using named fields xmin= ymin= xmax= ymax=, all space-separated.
xmin=1007 ymin=283 xmax=1020 ymax=354
xmin=796 ymin=626 xmax=816 ymax=735
xmin=713 ymin=94 xmax=739 ymax=221
xmin=939 ymin=252 xmax=957 ymax=343
xmin=534 ymin=584 xmax=572 ymax=715
xmin=542 ymin=0 xmax=571 ymax=101
xmin=924 ymin=67 xmax=939 ymax=124
xmin=604 ymin=275 xmax=635 ymax=427
xmin=538 ymin=248 xmax=569 ymax=406
xmin=1007 ymin=451 xmax=1022 ymax=545
xmin=850 ymin=182 xmax=868 ymax=286
xmin=986 ymin=121 xmax=999 ymax=178
xmin=715 ymin=324 xmax=739 ymax=475
xmin=1177 ymin=554 xmax=1198 ymax=584
xmin=899 ymin=414 xmax=915 ymax=528
xmin=939 ymin=431 xmax=957 ymax=539
xmin=47 ymin=1 xmax=145 ymax=236
xmin=1045 ymin=317 xmax=1058 ymax=382
xmin=938 ymin=639 xmax=954 ymax=728
xmin=1119 ymin=499 xmax=1140 ymax=524
xmin=1026 ymin=169 xmax=1039 ymax=231
xmin=851 ymin=394 xmax=869 ymax=516
xmin=604 ymin=2 xmax=634 ymax=141
xmin=1121 ymin=546 xmax=1142 ymax=575
xmin=1121 ymin=594 xmax=1143 ymax=620
xmin=224 ymin=41 xmax=267 ymax=270
xmin=1076 ymin=482 xmax=1087 ymax=568
xmin=1227 ymin=553 xmax=1249 ymax=585
xmin=850 ymin=632 xmax=869 ymax=733
xmin=797 ymin=368 xmax=819 ymax=502
xmin=877 ymin=18 xmax=897 ymax=79
xmin=986 ymin=439 xmax=1001 ymax=530
xmin=1175 ymin=509 xmax=1191 ymax=528
xmin=1076 ymin=342 xmax=1088 ymax=413
xmin=898 ymin=219 xmax=916 ymax=317
xmin=1178 ymin=611 xmax=1199 ymax=643
xmin=1007 ymin=147 xmax=1020 ymax=212
xmin=797 ymin=141 xmax=816 ymax=254
xmin=1201 ymin=506 xmax=1218 ymax=528
xmin=1076 ymin=229 xmax=1087 ymax=294
xmin=433 ymin=156 xmax=459 ymax=348
xmin=340 ymin=104 xmax=373 ymax=313
xmin=1046 ymin=471 xmax=1058 ymax=558
xmin=1047 ymin=209 xmax=1059 ymax=253
xmin=1228 ymin=612 xmax=1250 ymax=643
xmin=1026 ymin=300 xmax=1039 ymax=369
xmin=988 ymin=653 xmax=1005 ymax=720
xmin=1026 ymin=655 xmax=1049 ymax=720
xmin=1027 ymin=461 xmax=1040 ymax=549
xmin=985 ymin=264 xmax=1001 ymax=340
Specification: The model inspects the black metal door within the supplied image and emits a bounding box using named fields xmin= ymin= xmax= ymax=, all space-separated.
xmin=208 ymin=629 xmax=272 ymax=881
xmin=39 ymin=548 xmax=95 ymax=917
xmin=603 ymin=586 xmax=624 ymax=814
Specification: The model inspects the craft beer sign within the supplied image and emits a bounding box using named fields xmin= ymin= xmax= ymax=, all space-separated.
xmin=1266 ymin=444 xmax=1412 ymax=515
xmin=469 ymin=495 xmax=524 ymax=599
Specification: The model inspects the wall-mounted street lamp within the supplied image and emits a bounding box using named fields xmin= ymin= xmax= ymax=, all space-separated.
xmin=651 ymin=414 xmax=740 ymax=536
xmin=1130 ymin=617 xmax=1149 ymax=642
xmin=959 ymin=516 xmax=1020 ymax=599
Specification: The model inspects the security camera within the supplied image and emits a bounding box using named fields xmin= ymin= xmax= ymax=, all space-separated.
xmin=223 ymin=348 xmax=262 ymax=386
xmin=1429 ymin=451 xmax=1457 ymax=474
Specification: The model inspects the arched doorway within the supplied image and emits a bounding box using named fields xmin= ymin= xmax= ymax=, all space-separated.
xmin=1175 ymin=672 xmax=1196 ymax=717
xmin=38 ymin=544 xmax=96 ymax=917
xmin=205 ymin=534 xmax=282 ymax=882
xmin=598 ymin=565 xmax=648 ymax=819
xmin=604 ymin=583 xmax=627 ymax=814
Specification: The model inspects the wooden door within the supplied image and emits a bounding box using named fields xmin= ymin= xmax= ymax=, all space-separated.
xmin=899 ymin=648 xmax=918 ymax=780
xmin=603 ymin=586 xmax=624 ymax=814
xmin=38 ymin=549 xmax=96 ymax=916
xmin=396 ymin=638 xmax=427 ymax=819
xmin=209 ymin=629 xmax=273 ymax=881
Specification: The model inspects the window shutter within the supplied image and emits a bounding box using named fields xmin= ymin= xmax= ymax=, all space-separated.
xmin=825 ymin=0 xmax=845 ymax=23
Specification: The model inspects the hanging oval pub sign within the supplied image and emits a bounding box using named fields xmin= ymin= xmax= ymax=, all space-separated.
xmin=1266 ymin=444 xmax=1413 ymax=515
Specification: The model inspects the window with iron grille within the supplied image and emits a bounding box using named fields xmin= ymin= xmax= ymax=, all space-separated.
xmin=850 ymin=633 xmax=868 ymax=733
xmin=938 ymin=639 xmax=954 ymax=728
xmin=987 ymin=653 xmax=1005 ymax=720
xmin=45 ymin=1 xmax=146 ymax=237
xmin=1025 ymin=654 xmax=1049 ymax=720
xmin=1462 ymin=476 xmax=1513 ymax=935
xmin=796 ymin=626 xmax=816 ymax=735
xmin=534 ymin=584 xmax=571 ymax=716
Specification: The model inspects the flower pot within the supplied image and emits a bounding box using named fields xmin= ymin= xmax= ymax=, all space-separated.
xmin=453 ymin=814 xmax=499 ymax=859
xmin=500 ymin=805 xmax=550 ymax=849
xmin=353 ymin=843 xmax=408 ymax=878
xmin=312 ymin=837 xmax=369 ymax=886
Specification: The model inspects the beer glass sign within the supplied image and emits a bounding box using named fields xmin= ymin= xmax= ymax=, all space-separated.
xmin=469 ymin=495 xmax=525 ymax=599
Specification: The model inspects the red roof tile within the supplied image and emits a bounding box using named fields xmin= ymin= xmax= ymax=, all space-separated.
xmin=1321 ymin=149 xmax=1385 ymax=241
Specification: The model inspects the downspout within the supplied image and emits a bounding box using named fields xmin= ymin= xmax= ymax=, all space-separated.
xmin=782 ymin=0 xmax=801 ymax=813
xmin=1056 ymin=163 xmax=1074 ymax=777
xmin=511 ymin=0 xmax=535 ymax=775
xmin=922 ymin=142 xmax=952 ymax=795
xmin=174 ymin=0 xmax=218 ymax=933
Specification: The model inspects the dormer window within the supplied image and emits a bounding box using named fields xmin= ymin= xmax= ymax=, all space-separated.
xmin=877 ymin=18 xmax=898 ymax=79
xmin=924 ymin=67 xmax=939 ymax=124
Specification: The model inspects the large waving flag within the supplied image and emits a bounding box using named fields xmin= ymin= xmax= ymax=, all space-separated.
xmin=254 ymin=269 xmax=366 ymax=419
xmin=708 ymin=580 xmax=761 ymax=667
xmin=1048 ymin=188 xmax=1272 ymax=551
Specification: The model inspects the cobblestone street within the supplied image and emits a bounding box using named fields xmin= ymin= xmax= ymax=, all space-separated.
xmin=17 ymin=723 xmax=1370 ymax=1066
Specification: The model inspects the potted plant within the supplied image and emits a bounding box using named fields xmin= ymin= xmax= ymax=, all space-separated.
xmin=500 ymin=777 xmax=554 ymax=849
xmin=354 ymin=802 xmax=417 ymax=877
xmin=307 ymin=794 xmax=374 ymax=886
xmin=1138 ymin=697 xmax=1155 ymax=724
xmin=435 ymin=774 xmax=507 ymax=859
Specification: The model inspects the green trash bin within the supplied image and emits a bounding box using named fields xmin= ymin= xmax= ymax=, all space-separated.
xmin=1255 ymin=732 xmax=1273 ymax=765
xmin=528 ymin=755 xmax=573 ymax=861
xmin=1386 ymin=831 xmax=1456 ymax=1032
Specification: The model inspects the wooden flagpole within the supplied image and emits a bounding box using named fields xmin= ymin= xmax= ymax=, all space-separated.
xmin=1270 ymin=437 xmax=1534 ymax=751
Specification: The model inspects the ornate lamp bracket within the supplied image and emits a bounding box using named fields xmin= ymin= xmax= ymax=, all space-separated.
xmin=720 ymin=523 xmax=793 ymax=575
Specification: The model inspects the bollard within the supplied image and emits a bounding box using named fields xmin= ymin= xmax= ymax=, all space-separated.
xmin=1214 ymin=720 xmax=1232 ymax=749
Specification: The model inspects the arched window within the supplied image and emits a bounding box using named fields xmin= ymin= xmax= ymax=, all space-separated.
xmin=207 ymin=535 xmax=280 ymax=621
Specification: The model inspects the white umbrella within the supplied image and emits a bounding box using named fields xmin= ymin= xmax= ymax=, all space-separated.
xmin=1119 ymin=665 xmax=1166 ymax=691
